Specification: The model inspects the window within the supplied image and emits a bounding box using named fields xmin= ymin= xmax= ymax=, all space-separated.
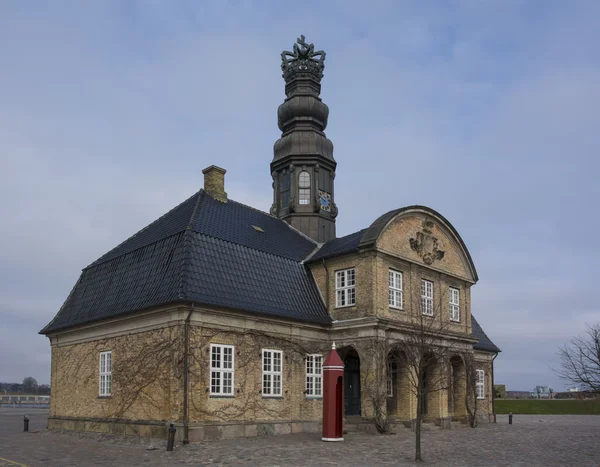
xmin=262 ymin=349 xmax=283 ymax=397
xmin=449 ymin=287 xmax=460 ymax=322
xmin=99 ymin=351 xmax=112 ymax=396
xmin=298 ymin=171 xmax=311 ymax=205
xmin=336 ymin=268 xmax=356 ymax=307
xmin=388 ymin=270 xmax=403 ymax=309
xmin=476 ymin=369 xmax=485 ymax=399
xmin=210 ymin=344 xmax=234 ymax=396
xmin=421 ymin=280 xmax=434 ymax=316
xmin=306 ymin=354 xmax=323 ymax=397
xmin=387 ymin=358 xmax=395 ymax=397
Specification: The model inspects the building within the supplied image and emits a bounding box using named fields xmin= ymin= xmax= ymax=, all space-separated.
xmin=531 ymin=386 xmax=553 ymax=399
xmin=40 ymin=36 xmax=500 ymax=442
xmin=0 ymin=394 xmax=50 ymax=406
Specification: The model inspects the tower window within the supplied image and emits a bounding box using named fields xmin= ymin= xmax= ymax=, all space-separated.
xmin=298 ymin=171 xmax=311 ymax=205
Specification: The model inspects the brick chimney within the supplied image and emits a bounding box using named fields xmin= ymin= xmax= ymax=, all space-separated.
xmin=202 ymin=165 xmax=227 ymax=202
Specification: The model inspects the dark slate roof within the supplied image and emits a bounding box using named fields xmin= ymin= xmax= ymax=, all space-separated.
xmin=472 ymin=315 xmax=501 ymax=353
xmin=308 ymin=228 xmax=367 ymax=262
xmin=41 ymin=190 xmax=328 ymax=334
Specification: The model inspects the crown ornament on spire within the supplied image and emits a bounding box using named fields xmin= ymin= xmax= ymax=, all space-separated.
xmin=281 ymin=35 xmax=326 ymax=83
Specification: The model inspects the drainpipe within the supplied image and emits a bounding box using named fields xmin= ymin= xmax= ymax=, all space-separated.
xmin=182 ymin=303 xmax=194 ymax=444
xmin=491 ymin=352 xmax=498 ymax=423
xmin=322 ymin=259 xmax=329 ymax=310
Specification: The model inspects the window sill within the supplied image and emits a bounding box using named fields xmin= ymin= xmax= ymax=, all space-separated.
xmin=97 ymin=395 xmax=112 ymax=399
xmin=450 ymin=319 xmax=460 ymax=323
xmin=262 ymin=396 xmax=283 ymax=400
xmin=389 ymin=306 xmax=404 ymax=311
xmin=305 ymin=396 xmax=323 ymax=400
xmin=335 ymin=304 xmax=356 ymax=309
xmin=209 ymin=395 xmax=235 ymax=399
xmin=422 ymin=313 xmax=434 ymax=317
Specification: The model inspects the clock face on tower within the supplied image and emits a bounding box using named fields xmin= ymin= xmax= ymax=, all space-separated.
xmin=319 ymin=190 xmax=331 ymax=212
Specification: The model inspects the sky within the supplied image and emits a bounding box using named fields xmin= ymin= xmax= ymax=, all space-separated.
xmin=1 ymin=1 xmax=599 ymax=392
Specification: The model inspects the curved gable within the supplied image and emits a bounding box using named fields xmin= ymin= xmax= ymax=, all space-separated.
xmin=359 ymin=206 xmax=478 ymax=282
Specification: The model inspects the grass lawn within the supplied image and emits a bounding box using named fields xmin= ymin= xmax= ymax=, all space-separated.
xmin=495 ymin=399 xmax=600 ymax=415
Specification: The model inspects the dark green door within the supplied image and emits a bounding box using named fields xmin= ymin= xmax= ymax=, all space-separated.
xmin=344 ymin=355 xmax=361 ymax=416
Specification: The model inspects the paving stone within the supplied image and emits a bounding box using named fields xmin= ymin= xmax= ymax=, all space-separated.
xmin=0 ymin=409 xmax=599 ymax=466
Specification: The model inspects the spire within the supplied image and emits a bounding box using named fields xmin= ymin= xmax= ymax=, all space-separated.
xmin=273 ymin=35 xmax=334 ymax=162
xmin=270 ymin=36 xmax=338 ymax=243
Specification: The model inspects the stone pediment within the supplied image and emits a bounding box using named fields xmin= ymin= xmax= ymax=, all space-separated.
xmin=374 ymin=209 xmax=476 ymax=282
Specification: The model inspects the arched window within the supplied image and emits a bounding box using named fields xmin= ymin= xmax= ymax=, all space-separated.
xmin=298 ymin=171 xmax=311 ymax=205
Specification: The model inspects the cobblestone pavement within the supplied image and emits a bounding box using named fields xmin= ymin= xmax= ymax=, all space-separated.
xmin=1 ymin=409 xmax=599 ymax=466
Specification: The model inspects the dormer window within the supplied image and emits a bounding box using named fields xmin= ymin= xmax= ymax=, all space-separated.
xmin=298 ymin=171 xmax=311 ymax=205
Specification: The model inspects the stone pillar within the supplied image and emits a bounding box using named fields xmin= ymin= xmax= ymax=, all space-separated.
xmin=452 ymin=362 xmax=467 ymax=419
xmin=426 ymin=361 xmax=450 ymax=427
xmin=397 ymin=362 xmax=417 ymax=420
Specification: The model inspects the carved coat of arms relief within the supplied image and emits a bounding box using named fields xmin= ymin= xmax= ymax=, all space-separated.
xmin=409 ymin=220 xmax=445 ymax=265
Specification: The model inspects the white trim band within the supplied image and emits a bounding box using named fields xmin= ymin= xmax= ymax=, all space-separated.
xmin=322 ymin=437 xmax=344 ymax=442
xmin=323 ymin=366 xmax=344 ymax=370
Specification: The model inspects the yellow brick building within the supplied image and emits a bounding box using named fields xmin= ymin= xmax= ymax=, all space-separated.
xmin=41 ymin=36 xmax=499 ymax=442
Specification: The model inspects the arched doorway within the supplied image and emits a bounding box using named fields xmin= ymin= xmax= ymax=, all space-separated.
xmin=341 ymin=348 xmax=361 ymax=416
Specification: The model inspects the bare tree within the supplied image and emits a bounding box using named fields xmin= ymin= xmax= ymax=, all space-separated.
xmin=463 ymin=353 xmax=479 ymax=428
xmin=555 ymin=323 xmax=600 ymax=394
xmin=393 ymin=301 xmax=475 ymax=462
xmin=360 ymin=337 xmax=392 ymax=434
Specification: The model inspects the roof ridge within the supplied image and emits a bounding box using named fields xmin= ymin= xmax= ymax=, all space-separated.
xmin=86 ymin=191 xmax=201 ymax=269
xmin=282 ymin=219 xmax=319 ymax=245
xmin=187 ymin=189 xmax=206 ymax=230
xmin=178 ymin=189 xmax=206 ymax=300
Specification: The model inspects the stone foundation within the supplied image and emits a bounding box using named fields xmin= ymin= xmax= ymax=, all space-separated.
xmin=48 ymin=417 xmax=320 ymax=442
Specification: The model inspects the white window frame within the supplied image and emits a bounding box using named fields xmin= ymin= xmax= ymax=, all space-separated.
xmin=210 ymin=344 xmax=235 ymax=396
xmin=336 ymin=268 xmax=356 ymax=308
xmin=306 ymin=354 xmax=323 ymax=397
xmin=262 ymin=349 xmax=283 ymax=397
xmin=99 ymin=351 xmax=112 ymax=396
xmin=421 ymin=279 xmax=434 ymax=316
xmin=298 ymin=171 xmax=311 ymax=205
xmin=449 ymin=287 xmax=460 ymax=322
xmin=387 ymin=359 xmax=394 ymax=397
xmin=476 ymin=369 xmax=485 ymax=399
xmin=388 ymin=269 xmax=403 ymax=309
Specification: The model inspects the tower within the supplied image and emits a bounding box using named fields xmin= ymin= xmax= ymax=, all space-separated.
xmin=270 ymin=35 xmax=337 ymax=243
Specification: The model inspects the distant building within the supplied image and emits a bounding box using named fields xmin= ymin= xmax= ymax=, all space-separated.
xmin=531 ymin=386 xmax=553 ymax=399
xmin=0 ymin=394 xmax=50 ymax=405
